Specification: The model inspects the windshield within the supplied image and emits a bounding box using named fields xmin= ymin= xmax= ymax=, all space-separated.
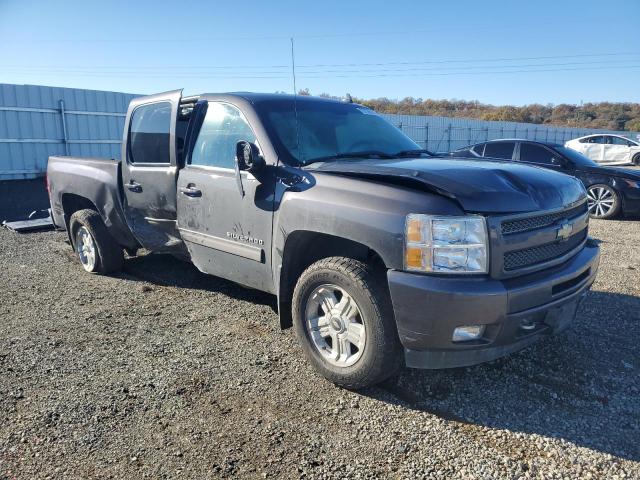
xmin=255 ymin=99 xmax=420 ymax=165
xmin=556 ymin=146 xmax=599 ymax=167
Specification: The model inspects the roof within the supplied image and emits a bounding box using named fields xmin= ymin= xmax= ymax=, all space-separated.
xmin=474 ymin=139 xmax=563 ymax=148
xmin=202 ymin=92 xmax=347 ymax=105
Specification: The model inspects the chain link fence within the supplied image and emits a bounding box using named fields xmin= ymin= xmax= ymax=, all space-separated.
xmin=381 ymin=113 xmax=640 ymax=153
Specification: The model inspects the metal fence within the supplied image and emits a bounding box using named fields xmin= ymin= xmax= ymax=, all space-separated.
xmin=0 ymin=84 xmax=138 ymax=180
xmin=1 ymin=83 xmax=639 ymax=180
xmin=380 ymin=113 xmax=640 ymax=153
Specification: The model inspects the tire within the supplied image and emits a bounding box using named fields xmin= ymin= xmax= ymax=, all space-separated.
xmin=633 ymin=153 xmax=640 ymax=166
xmin=69 ymin=209 xmax=124 ymax=273
xmin=586 ymin=184 xmax=621 ymax=219
xmin=292 ymin=257 xmax=402 ymax=389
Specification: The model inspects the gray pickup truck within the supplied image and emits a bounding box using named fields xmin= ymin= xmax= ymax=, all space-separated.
xmin=47 ymin=90 xmax=600 ymax=389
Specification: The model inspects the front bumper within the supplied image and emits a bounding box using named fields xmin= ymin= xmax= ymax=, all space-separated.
xmin=388 ymin=240 xmax=600 ymax=369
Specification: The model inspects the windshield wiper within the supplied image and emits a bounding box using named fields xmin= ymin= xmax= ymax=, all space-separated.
xmin=393 ymin=149 xmax=434 ymax=157
xmin=304 ymin=150 xmax=395 ymax=165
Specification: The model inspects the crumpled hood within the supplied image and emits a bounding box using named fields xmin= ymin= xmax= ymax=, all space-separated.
xmin=307 ymin=157 xmax=586 ymax=214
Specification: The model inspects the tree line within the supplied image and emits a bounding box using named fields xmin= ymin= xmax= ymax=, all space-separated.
xmin=297 ymin=89 xmax=640 ymax=132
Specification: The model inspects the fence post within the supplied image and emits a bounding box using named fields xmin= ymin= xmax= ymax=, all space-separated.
xmin=59 ymin=99 xmax=69 ymax=156
xmin=447 ymin=124 xmax=452 ymax=152
xmin=468 ymin=127 xmax=472 ymax=145
xmin=485 ymin=127 xmax=488 ymax=141
xmin=425 ymin=124 xmax=429 ymax=150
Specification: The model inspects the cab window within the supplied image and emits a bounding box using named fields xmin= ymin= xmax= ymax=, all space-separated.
xmin=190 ymin=102 xmax=257 ymax=169
xmin=483 ymin=142 xmax=515 ymax=160
xmin=129 ymin=102 xmax=172 ymax=164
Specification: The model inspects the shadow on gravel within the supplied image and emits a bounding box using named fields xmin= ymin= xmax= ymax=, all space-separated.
xmin=119 ymin=253 xmax=278 ymax=311
xmin=365 ymin=290 xmax=640 ymax=462
xmin=106 ymin=251 xmax=640 ymax=461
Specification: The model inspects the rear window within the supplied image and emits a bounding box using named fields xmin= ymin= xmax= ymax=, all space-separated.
xmin=484 ymin=142 xmax=514 ymax=160
xmin=129 ymin=102 xmax=171 ymax=164
xmin=471 ymin=144 xmax=485 ymax=156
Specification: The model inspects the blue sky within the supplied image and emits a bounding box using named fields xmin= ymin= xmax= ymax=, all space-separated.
xmin=1 ymin=0 xmax=638 ymax=105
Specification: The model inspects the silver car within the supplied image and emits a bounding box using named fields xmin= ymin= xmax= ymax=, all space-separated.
xmin=565 ymin=134 xmax=640 ymax=166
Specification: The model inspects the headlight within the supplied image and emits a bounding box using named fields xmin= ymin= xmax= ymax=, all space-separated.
xmin=405 ymin=214 xmax=488 ymax=274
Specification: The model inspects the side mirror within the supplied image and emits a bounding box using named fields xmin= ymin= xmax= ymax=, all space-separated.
xmin=236 ymin=141 xmax=265 ymax=174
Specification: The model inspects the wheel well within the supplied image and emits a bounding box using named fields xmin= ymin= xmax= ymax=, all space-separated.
xmin=61 ymin=194 xmax=99 ymax=243
xmin=277 ymin=231 xmax=386 ymax=329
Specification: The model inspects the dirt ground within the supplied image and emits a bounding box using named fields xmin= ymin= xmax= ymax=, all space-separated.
xmin=0 ymin=216 xmax=638 ymax=479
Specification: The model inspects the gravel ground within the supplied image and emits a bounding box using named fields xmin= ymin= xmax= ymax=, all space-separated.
xmin=1 ymin=216 xmax=639 ymax=479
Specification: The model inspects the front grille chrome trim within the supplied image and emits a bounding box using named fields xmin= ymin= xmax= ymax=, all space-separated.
xmin=487 ymin=200 xmax=590 ymax=279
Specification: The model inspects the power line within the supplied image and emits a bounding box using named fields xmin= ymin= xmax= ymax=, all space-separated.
xmin=4 ymin=64 xmax=640 ymax=80
xmin=5 ymin=52 xmax=639 ymax=73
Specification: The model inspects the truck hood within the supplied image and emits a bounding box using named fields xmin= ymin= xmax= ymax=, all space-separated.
xmin=307 ymin=157 xmax=586 ymax=214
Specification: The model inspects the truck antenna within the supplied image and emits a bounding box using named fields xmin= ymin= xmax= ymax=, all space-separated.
xmin=290 ymin=37 xmax=302 ymax=161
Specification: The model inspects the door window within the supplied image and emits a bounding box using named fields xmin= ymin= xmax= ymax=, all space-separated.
xmin=483 ymin=142 xmax=515 ymax=160
xmin=608 ymin=136 xmax=633 ymax=146
xmin=586 ymin=136 xmax=605 ymax=144
xmin=190 ymin=102 xmax=256 ymax=169
xmin=519 ymin=143 xmax=557 ymax=165
xmin=129 ymin=102 xmax=172 ymax=164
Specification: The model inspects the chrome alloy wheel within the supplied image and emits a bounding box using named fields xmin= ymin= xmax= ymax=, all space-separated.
xmin=76 ymin=226 xmax=97 ymax=271
xmin=587 ymin=186 xmax=615 ymax=218
xmin=304 ymin=284 xmax=366 ymax=368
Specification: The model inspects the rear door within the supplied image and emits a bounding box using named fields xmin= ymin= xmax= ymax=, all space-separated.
xmin=176 ymin=100 xmax=276 ymax=292
xmin=121 ymin=90 xmax=184 ymax=252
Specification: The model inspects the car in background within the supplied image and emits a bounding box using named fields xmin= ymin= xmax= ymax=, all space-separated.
xmin=565 ymin=134 xmax=640 ymax=166
xmin=451 ymin=139 xmax=640 ymax=219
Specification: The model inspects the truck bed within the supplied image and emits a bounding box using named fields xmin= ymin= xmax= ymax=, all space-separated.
xmin=47 ymin=156 xmax=138 ymax=249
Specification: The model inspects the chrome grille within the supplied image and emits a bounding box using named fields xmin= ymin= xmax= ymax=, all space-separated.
xmin=501 ymin=202 xmax=588 ymax=235
xmin=503 ymin=229 xmax=587 ymax=271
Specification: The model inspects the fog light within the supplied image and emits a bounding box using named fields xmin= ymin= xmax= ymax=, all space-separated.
xmin=452 ymin=325 xmax=485 ymax=342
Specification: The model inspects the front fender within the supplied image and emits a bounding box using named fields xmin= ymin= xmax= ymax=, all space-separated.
xmin=271 ymin=171 xmax=463 ymax=290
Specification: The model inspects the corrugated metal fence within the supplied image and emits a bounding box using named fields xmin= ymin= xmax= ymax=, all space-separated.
xmin=1 ymin=83 xmax=639 ymax=180
xmin=381 ymin=113 xmax=640 ymax=153
xmin=0 ymin=84 xmax=138 ymax=180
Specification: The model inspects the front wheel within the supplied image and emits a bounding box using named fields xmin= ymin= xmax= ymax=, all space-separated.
xmin=292 ymin=257 xmax=402 ymax=389
xmin=587 ymin=184 xmax=621 ymax=219
xmin=632 ymin=153 xmax=640 ymax=166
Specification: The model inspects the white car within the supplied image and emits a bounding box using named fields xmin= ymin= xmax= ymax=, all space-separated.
xmin=565 ymin=134 xmax=640 ymax=166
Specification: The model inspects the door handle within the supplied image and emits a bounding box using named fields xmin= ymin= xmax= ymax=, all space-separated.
xmin=179 ymin=186 xmax=202 ymax=197
xmin=126 ymin=181 xmax=142 ymax=193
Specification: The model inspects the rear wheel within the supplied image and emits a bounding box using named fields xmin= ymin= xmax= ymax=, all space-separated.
xmin=69 ymin=209 xmax=124 ymax=273
xmin=632 ymin=153 xmax=640 ymax=166
xmin=292 ymin=257 xmax=402 ymax=389
xmin=586 ymin=184 xmax=621 ymax=219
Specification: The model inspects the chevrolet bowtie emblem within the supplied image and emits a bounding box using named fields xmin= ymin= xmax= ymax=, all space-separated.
xmin=556 ymin=221 xmax=573 ymax=240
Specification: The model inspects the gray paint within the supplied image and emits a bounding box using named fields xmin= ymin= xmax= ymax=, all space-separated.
xmin=46 ymin=91 xmax=601 ymax=369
